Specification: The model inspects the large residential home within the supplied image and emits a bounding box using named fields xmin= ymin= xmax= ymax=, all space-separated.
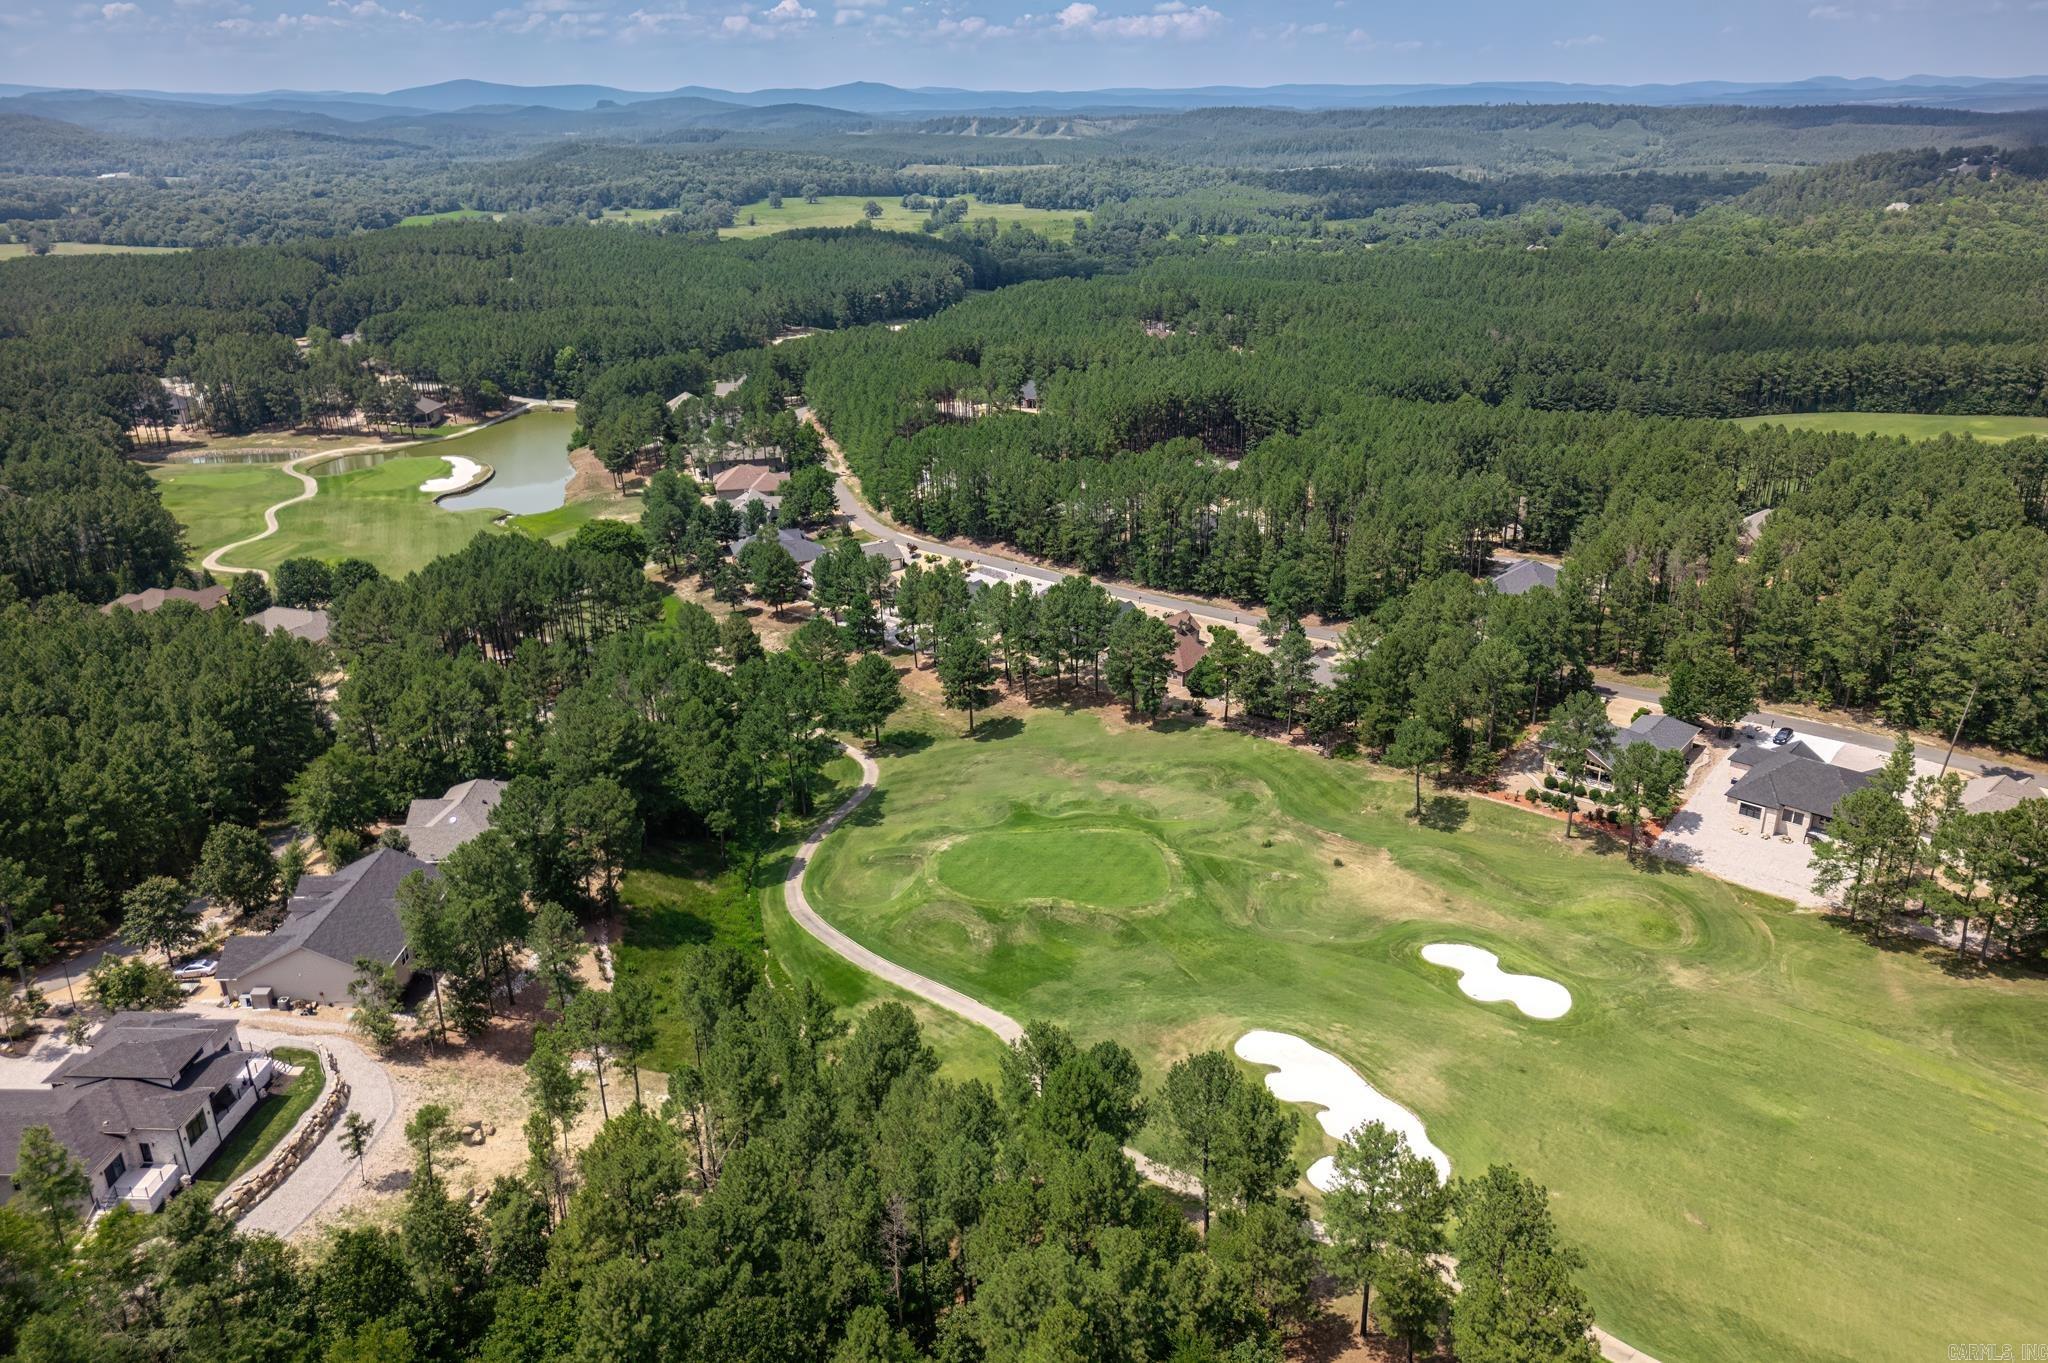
xmin=1724 ymin=748 xmax=1873 ymax=840
xmin=215 ymin=847 xmax=427 ymax=1006
xmin=1961 ymin=772 xmax=2046 ymax=815
xmin=727 ymin=527 xmax=830 ymax=576
xmin=244 ymin=605 xmax=331 ymax=644
xmin=0 ymin=1015 xmax=275 ymax=1215
xmin=1164 ymin=611 xmax=1208 ymax=680
xmin=1489 ymin=559 xmax=1560 ymax=596
xmin=399 ymin=778 xmax=506 ymax=862
xmin=101 ymin=585 xmax=230 ymax=615
xmin=1548 ymin=712 xmax=1704 ymax=786
xmin=710 ymin=464 xmax=790 ymax=503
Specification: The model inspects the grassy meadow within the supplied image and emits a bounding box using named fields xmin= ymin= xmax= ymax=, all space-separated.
xmin=1731 ymin=411 xmax=2048 ymax=441
xmin=0 ymin=242 xmax=186 ymax=260
xmin=793 ymin=702 xmax=2048 ymax=1363
xmin=721 ymin=194 xmax=1082 ymax=241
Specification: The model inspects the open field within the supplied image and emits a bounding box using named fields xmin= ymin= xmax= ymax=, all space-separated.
xmin=1731 ymin=411 xmax=2048 ymax=442
xmin=0 ymin=242 xmax=186 ymax=260
xmin=149 ymin=460 xmax=304 ymax=566
xmin=799 ymin=703 xmax=2048 ymax=1363
xmin=721 ymin=194 xmax=1082 ymax=241
xmin=396 ymin=208 xmax=503 ymax=226
xmin=234 ymin=454 xmax=504 ymax=576
xmin=188 ymin=1046 xmax=324 ymax=1202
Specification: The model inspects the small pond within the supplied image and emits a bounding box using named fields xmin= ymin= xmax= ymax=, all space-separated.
xmin=305 ymin=410 xmax=579 ymax=515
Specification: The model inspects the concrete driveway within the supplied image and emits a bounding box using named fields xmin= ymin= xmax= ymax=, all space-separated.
xmin=1652 ymin=746 xmax=1826 ymax=906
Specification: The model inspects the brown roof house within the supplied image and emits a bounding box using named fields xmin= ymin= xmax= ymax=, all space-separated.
xmin=0 ymin=1014 xmax=276 ymax=1215
xmin=710 ymin=464 xmax=790 ymax=505
xmin=216 ymin=847 xmax=427 ymax=1007
xmin=1165 ymin=611 xmax=1209 ymax=679
xmin=101 ymin=585 xmax=230 ymax=615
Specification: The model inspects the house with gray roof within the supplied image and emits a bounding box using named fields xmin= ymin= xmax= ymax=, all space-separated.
xmin=244 ymin=605 xmax=331 ymax=644
xmin=399 ymin=778 xmax=506 ymax=862
xmin=1961 ymin=772 xmax=2045 ymax=815
xmin=1489 ymin=558 xmax=1560 ymax=596
xmin=0 ymin=1014 xmax=274 ymax=1215
xmin=1725 ymin=749 xmax=1873 ymax=840
xmin=101 ymin=585 xmax=230 ymax=615
xmin=1578 ymin=713 xmax=1705 ymax=784
xmin=215 ymin=847 xmax=428 ymax=1006
xmin=727 ymin=526 xmax=831 ymax=571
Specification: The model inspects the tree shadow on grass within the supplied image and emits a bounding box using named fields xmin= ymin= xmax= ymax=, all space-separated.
xmin=874 ymin=728 xmax=934 ymax=756
xmin=968 ymin=715 xmax=1024 ymax=743
xmin=842 ymin=786 xmax=891 ymax=829
xmin=1416 ymin=795 xmax=1469 ymax=833
xmin=1149 ymin=713 xmax=1210 ymax=734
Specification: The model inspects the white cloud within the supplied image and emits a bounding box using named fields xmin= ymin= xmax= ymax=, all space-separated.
xmin=1344 ymin=26 xmax=1418 ymax=50
xmin=762 ymin=0 xmax=812 ymax=18
xmin=1552 ymin=31 xmax=1603 ymax=47
xmin=1052 ymin=0 xmax=1222 ymax=38
xmin=99 ymin=1 xmax=140 ymax=16
xmin=1807 ymin=3 xmax=1855 ymax=16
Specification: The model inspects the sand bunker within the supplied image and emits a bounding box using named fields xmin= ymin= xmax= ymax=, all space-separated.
xmin=1233 ymin=1029 xmax=1450 ymax=1189
xmin=1421 ymin=943 xmax=1571 ymax=1020
xmin=420 ymin=456 xmax=483 ymax=494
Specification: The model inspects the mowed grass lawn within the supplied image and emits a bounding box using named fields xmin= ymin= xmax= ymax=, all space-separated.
xmin=801 ymin=706 xmax=2048 ymax=1363
xmin=236 ymin=454 xmax=505 ymax=577
xmin=722 ymin=194 xmax=1082 ymax=242
xmin=189 ymin=1046 xmax=324 ymax=1202
xmin=1732 ymin=411 xmax=2048 ymax=442
xmin=148 ymin=460 xmax=302 ymax=565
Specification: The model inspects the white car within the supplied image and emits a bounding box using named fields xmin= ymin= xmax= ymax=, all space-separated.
xmin=172 ymin=957 xmax=219 ymax=980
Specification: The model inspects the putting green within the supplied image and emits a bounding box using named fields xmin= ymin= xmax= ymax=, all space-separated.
xmin=933 ymin=824 xmax=1170 ymax=909
xmin=802 ymin=706 xmax=2048 ymax=1363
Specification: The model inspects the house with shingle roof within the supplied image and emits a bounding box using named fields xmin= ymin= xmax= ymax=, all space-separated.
xmin=0 ymin=1014 xmax=274 ymax=1215
xmin=244 ymin=605 xmax=331 ymax=643
xmin=1488 ymin=559 xmax=1560 ymax=596
xmin=215 ymin=847 xmax=427 ymax=1006
xmin=399 ymin=778 xmax=506 ymax=863
xmin=101 ymin=585 xmax=230 ymax=615
xmin=1725 ymin=749 xmax=1873 ymax=840
xmin=1579 ymin=713 xmax=1705 ymax=783
xmin=1961 ymin=772 xmax=2045 ymax=815
xmin=1164 ymin=610 xmax=1208 ymax=679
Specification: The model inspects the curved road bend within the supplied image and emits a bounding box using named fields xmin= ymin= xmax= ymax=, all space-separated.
xmin=784 ymin=742 xmax=1660 ymax=1363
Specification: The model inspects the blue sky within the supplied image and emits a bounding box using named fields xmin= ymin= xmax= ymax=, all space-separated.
xmin=3 ymin=0 xmax=2044 ymax=95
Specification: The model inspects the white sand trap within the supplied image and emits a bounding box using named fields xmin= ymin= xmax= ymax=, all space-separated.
xmin=419 ymin=456 xmax=482 ymax=493
xmin=1421 ymin=943 xmax=1572 ymax=1020
xmin=1233 ymin=1029 xmax=1450 ymax=1189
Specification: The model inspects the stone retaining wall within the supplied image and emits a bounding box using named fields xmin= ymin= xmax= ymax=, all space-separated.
xmin=216 ymin=1048 xmax=350 ymax=1221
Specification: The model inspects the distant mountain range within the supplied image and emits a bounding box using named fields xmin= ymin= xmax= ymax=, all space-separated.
xmin=6 ymin=74 xmax=2048 ymax=119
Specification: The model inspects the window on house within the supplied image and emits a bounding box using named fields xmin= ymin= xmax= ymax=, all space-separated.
xmin=1737 ymin=803 xmax=1763 ymax=819
xmin=103 ymin=1152 xmax=126 ymax=1185
xmin=1786 ymin=810 xmax=1805 ymax=825
xmin=185 ymin=1112 xmax=208 ymax=1143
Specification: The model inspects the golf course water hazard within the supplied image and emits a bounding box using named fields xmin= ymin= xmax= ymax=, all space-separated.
xmin=435 ymin=409 xmax=577 ymax=515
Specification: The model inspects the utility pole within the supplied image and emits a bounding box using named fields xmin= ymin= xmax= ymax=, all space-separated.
xmin=1938 ymin=675 xmax=1981 ymax=779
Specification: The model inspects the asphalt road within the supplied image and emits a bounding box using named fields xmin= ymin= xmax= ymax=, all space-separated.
xmin=1596 ymin=680 xmax=2026 ymax=779
xmin=810 ymin=408 xmax=1344 ymax=681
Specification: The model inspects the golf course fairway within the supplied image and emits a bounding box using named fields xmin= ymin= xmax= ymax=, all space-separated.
xmin=800 ymin=705 xmax=2048 ymax=1363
